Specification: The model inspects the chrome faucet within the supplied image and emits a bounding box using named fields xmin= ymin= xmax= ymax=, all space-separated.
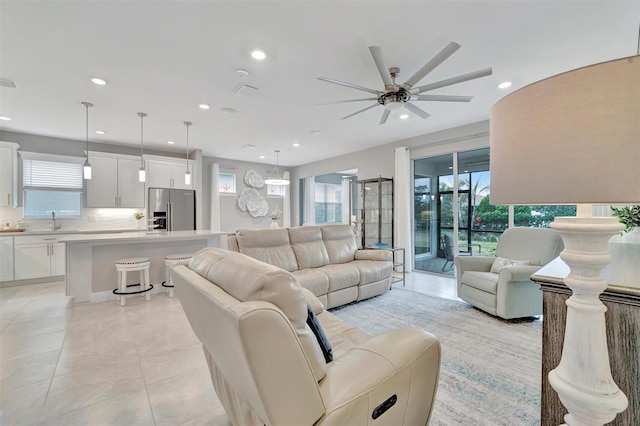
xmin=52 ymin=211 xmax=60 ymax=231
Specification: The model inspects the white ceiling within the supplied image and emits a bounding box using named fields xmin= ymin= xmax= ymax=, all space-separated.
xmin=1 ymin=1 xmax=638 ymax=167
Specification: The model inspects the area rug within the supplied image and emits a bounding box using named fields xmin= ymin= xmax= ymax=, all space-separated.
xmin=330 ymin=288 xmax=542 ymax=426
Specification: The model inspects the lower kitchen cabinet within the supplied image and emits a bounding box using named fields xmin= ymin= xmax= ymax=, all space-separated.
xmin=13 ymin=235 xmax=66 ymax=280
xmin=0 ymin=237 xmax=13 ymax=281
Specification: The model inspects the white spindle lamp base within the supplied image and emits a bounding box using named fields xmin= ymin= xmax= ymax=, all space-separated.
xmin=549 ymin=216 xmax=628 ymax=425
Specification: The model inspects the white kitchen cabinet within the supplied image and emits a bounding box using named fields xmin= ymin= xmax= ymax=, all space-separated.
xmin=0 ymin=237 xmax=13 ymax=281
xmin=14 ymin=235 xmax=66 ymax=280
xmin=146 ymin=157 xmax=196 ymax=190
xmin=0 ymin=142 xmax=19 ymax=207
xmin=86 ymin=152 xmax=144 ymax=207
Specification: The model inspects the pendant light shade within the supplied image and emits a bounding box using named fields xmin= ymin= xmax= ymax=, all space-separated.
xmin=184 ymin=121 xmax=192 ymax=186
xmin=265 ymin=150 xmax=290 ymax=186
xmin=138 ymin=112 xmax=147 ymax=182
xmin=81 ymin=102 xmax=93 ymax=180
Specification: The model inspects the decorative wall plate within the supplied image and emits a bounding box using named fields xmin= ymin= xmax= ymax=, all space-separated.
xmin=244 ymin=170 xmax=265 ymax=189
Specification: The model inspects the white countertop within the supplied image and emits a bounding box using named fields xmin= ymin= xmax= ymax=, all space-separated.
xmin=60 ymin=229 xmax=229 ymax=244
xmin=1 ymin=228 xmax=142 ymax=237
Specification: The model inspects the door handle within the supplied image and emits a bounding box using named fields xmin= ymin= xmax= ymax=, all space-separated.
xmin=7 ymin=193 xmax=10 ymax=205
xmin=50 ymin=244 xmax=54 ymax=256
xmin=47 ymin=244 xmax=50 ymax=256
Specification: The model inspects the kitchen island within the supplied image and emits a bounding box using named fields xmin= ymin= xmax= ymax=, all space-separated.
xmin=61 ymin=230 xmax=228 ymax=302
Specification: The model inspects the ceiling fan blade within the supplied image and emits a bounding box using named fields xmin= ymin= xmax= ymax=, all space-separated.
xmin=402 ymin=41 xmax=461 ymax=89
xmin=316 ymin=97 xmax=378 ymax=105
xmin=379 ymin=109 xmax=391 ymax=125
xmin=369 ymin=46 xmax=394 ymax=88
xmin=412 ymin=94 xmax=473 ymax=102
xmin=404 ymin=102 xmax=431 ymax=119
xmin=317 ymin=77 xmax=380 ymax=95
xmin=340 ymin=103 xmax=380 ymax=120
xmin=412 ymin=68 xmax=493 ymax=94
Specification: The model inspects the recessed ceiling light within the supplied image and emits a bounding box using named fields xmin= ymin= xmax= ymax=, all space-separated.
xmin=399 ymin=114 xmax=409 ymax=120
xmin=498 ymin=81 xmax=512 ymax=89
xmin=259 ymin=155 xmax=265 ymax=159
xmin=167 ymin=140 xmax=175 ymax=145
xmin=95 ymin=130 xmax=105 ymax=134
xmin=90 ymin=77 xmax=107 ymax=85
xmin=293 ymin=143 xmax=300 ymax=147
xmin=0 ymin=116 xmax=11 ymax=121
xmin=310 ymin=130 xmax=322 ymax=136
xmin=251 ymin=49 xmax=266 ymax=60
xmin=199 ymin=103 xmax=210 ymax=110
xmin=221 ymin=107 xmax=236 ymax=114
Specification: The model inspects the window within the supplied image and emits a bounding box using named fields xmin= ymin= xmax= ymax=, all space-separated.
xmin=22 ymin=154 xmax=84 ymax=218
xmin=267 ymin=184 xmax=285 ymax=197
xmin=315 ymin=182 xmax=343 ymax=224
xmin=218 ymin=173 xmax=236 ymax=194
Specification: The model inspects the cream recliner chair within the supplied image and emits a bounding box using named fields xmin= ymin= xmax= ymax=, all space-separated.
xmin=454 ymin=227 xmax=564 ymax=319
xmin=172 ymin=247 xmax=441 ymax=426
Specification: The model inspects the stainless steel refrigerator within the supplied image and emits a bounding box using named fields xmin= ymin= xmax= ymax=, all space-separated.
xmin=148 ymin=188 xmax=195 ymax=231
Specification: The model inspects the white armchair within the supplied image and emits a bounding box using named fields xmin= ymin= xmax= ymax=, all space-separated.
xmin=454 ymin=227 xmax=564 ymax=319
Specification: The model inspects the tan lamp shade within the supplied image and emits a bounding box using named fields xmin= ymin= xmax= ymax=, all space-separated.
xmin=490 ymin=55 xmax=640 ymax=205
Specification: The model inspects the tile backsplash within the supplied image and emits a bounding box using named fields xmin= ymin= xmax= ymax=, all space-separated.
xmin=0 ymin=207 xmax=144 ymax=231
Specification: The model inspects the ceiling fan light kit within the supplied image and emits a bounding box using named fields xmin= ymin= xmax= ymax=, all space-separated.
xmin=318 ymin=41 xmax=492 ymax=124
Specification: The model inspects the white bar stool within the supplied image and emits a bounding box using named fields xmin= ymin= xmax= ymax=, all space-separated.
xmin=114 ymin=257 xmax=153 ymax=306
xmin=163 ymin=253 xmax=193 ymax=297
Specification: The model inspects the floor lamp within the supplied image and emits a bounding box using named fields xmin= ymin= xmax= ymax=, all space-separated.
xmin=490 ymin=56 xmax=639 ymax=425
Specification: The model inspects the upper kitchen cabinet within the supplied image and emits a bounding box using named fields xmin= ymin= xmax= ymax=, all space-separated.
xmin=0 ymin=142 xmax=19 ymax=207
xmin=86 ymin=152 xmax=144 ymax=208
xmin=145 ymin=155 xmax=196 ymax=190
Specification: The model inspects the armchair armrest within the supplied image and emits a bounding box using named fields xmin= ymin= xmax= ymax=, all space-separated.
xmin=454 ymin=255 xmax=494 ymax=287
xmin=499 ymin=264 xmax=542 ymax=282
xmin=319 ymin=329 xmax=440 ymax=424
xmin=355 ymin=249 xmax=393 ymax=262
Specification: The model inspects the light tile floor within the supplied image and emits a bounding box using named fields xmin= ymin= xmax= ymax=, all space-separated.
xmin=0 ymin=271 xmax=457 ymax=426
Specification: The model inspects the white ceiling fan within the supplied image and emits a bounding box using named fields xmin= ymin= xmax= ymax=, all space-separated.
xmin=317 ymin=42 xmax=493 ymax=124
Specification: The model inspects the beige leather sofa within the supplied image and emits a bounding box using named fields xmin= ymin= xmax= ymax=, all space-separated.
xmin=227 ymin=224 xmax=393 ymax=309
xmin=454 ymin=227 xmax=564 ymax=319
xmin=172 ymin=247 xmax=441 ymax=426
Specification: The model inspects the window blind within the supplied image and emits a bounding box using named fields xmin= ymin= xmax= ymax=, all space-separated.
xmin=23 ymin=159 xmax=83 ymax=189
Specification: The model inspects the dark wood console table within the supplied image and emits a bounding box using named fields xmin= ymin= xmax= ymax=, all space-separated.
xmin=531 ymin=258 xmax=640 ymax=425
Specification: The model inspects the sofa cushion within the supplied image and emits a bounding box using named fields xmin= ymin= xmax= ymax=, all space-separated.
xmin=321 ymin=225 xmax=358 ymax=264
xmin=461 ymin=271 xmax=499 ymax=294
xmin=291 ymin=269 xmax=330 ymax=298
xmin=188 ymin=247 xmax=327 ymax=381
xmin=236 ymin=228 xmax=299 ymax=272
xmin=351 ymin=259 xmax=393 ymax=285
xmin=319 ymin=263 xmax=360 ymax=291
xmin=288 ymin=226 xmax=330 ymax=269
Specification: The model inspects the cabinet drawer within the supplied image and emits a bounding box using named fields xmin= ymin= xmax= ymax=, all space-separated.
xmin=14 ymin=234 xmax=67 ymax=245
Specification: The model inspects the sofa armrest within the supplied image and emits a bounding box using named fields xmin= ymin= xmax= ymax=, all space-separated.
xmin=301 ymin=287 xmax=325 ymax=315
xmin=355 ymin=249 xmax=392 ymax=262
xmin=319 ymin=329 xmax=440 ymax=424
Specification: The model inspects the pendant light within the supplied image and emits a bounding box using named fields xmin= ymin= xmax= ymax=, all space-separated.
xmin=81 ymin=102 xmax=93 ymax=179
xmin=137 ymin=112 xmax=147 ymax=182
xmin=265 ymin=150 xmax=290 ymax=185
xmin=183 ymin=121 xmax=192 ymax=185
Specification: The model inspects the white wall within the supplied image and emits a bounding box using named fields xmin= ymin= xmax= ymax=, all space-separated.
xmin=290 ymin=120 xmax=490 ymax=225
xmin=201 ymin=156 xmax=287 ymax=233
